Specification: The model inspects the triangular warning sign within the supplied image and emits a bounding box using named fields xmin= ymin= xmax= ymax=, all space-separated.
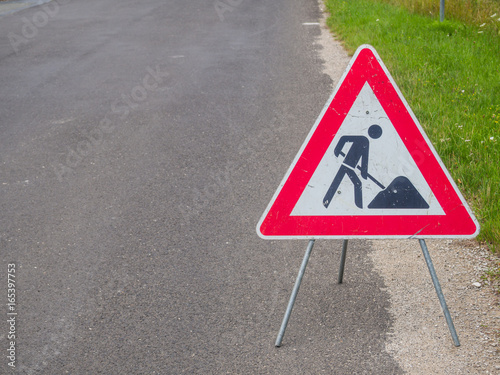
xmin=257 ymin=45 xmax=479 ymax=239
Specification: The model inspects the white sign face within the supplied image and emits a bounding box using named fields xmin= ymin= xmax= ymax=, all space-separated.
xmin=291 ymin=83 xmax=445 ymax=216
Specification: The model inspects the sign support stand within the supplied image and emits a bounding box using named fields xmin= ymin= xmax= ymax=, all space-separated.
xmin=275 ymin=239 xmax=460 ymax=347
xmin=275 ymin=239 xmax=315 ymax=347
xmin=419 ymin=239 xmax=460 ymax=347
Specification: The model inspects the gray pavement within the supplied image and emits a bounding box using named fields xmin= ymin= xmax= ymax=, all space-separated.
xmin=0 ymin=0 xmax=403 ymax=373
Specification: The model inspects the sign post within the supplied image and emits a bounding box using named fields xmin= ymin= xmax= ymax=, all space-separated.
xmin=257 ymin=45 xmax=479 ymax=347
xmin=419 ymin=239 xmax=460 ymax=346
xmin=275 ymin=239 xmax=315 ymax=347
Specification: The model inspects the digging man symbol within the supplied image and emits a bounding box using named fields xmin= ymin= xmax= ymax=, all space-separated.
xmin=323 ymin=124 xmax=383 ymax=209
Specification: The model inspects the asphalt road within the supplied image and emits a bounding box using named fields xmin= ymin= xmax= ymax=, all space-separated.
xmin=1 ymin=0 xmax=403 ymax=373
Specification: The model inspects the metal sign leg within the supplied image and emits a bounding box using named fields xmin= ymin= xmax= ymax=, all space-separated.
xmin=338 ymin=239 xmax=348 ymax=284
xmin=418 ymin=239 xmax=460 ymax=347
xmin=275 ymin=239 xmax=315 ymax=347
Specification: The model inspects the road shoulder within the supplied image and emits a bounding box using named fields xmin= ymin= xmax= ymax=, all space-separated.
xmin=370 ymin=239 xmax=499 ymax=374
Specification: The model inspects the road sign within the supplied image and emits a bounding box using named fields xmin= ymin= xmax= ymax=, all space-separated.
xmin=257 ymin=45 xmax=479 ymax=239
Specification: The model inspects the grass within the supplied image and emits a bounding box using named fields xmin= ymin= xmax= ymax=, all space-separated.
xmin=324 ymin=0 xmax=500 ymax=252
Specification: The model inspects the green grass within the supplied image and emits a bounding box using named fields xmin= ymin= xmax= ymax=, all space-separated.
xmin=324 ymin=0 xmax=500 ymax=252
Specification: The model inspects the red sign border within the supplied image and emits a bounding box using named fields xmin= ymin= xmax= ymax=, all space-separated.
xmin=257 ymin=45 xmax=479 ymax=239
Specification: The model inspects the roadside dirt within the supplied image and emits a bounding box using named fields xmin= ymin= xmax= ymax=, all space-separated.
xmin=370 ymin=239 xmax=500 ymax=374
xmin=316 ymin=2 xmax=500 ymax=373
